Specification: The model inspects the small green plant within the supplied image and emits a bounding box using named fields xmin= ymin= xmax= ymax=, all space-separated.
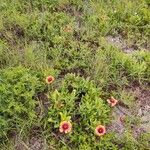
xmin=115 ymin=131 xmax=150 ymax=150
xmin=46 ymin=74 xmax=116 ymax=149
xmin=0 ymin=66 xmax=44 ymax=141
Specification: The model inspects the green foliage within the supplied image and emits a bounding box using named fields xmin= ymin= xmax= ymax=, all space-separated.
xmin=115 ymin=131 xmax=150 ymax=150
xmin=90 ymin=42 xmax=149 ymax=92
xmin=137 ymin=133 xmax=150 ymax=149
xmin=0 ymin=0 xmax=149 ymax=149
xmin=113 ymin=89 xmax=135 ymax=108
xmin=47 ymin=74 xmax=113 ymax=149
xmin=0 ymin=66 xmax=44 ymax=140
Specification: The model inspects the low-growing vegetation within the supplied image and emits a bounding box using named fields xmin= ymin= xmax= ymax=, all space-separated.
xmin=0 ymin=0 xmax=150 ymax=149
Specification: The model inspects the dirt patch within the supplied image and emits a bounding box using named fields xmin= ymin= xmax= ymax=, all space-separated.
xmin=37 ymin=92 xmax=50 ymax=111
xmin=14 ymin=136 xmax=44 ymax=150
xmin=15 ymin=143 xmax=26 ymax=150
xmin=108 ymin=106 xmax=127 ymax=135
xmin=106 ymin=35 xmax=137 ymax=53
xmin=106 ymin=35 xmax=149 ymax=53
xmin=29 ymin=136 xmax=44 ymax=150
xmin=0 ymin=24 xmax=24 ymax=45
xmin=132 ymin=86 xmax=150 ymax=132
xmin=126 ymin=82 xmax=150 ymax=116
xmin=108 ymin=83 xmax=150 ymax=137
xmin=133 ymin=86 xmax=150 ymax=108
xmin=10 ymin=24 xmax=25 ymax=38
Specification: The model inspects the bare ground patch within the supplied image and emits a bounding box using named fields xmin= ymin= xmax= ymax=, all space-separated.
xmin=108 ymin=83 xmax=150 ymax=138
xmin=106 ymin=35 xmax=150 ymax=53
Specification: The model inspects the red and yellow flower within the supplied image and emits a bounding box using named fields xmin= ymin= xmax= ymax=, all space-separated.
xmin=46 ymin=76 xmax=54 ymax=84
xmin=95 ymin=125 xmax=106 ymax=136
xmin=59 ymin=121 xmax=72 ymax=134
xmin=107 ymin=96 xmax=118 ymax=107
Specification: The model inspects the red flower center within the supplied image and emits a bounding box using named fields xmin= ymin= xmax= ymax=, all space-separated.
xmin=47 ymin=77 xmax=53 ymax=82
xmin=62 ymin=123 xmax=69 ymax=130
xmin=110 ymin=99 xmax=115 ymax=103
xmin=98 ymin=127 xmax=104 ymax=134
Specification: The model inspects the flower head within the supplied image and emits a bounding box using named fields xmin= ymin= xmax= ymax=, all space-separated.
xmin=95 ymin=125 xmax=106 ymax=136
xmin=107 ymin=96 xmax=118 ymax=107
xmin=59 ymin=121 xmax=72 ymax=134
xmin=46 ymin=76 xmax=54 ymax=84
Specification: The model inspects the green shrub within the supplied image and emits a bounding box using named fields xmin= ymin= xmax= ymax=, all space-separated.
xmin=46 ymin=74 xmax=116 ymax=149
xmin=0 ymin=66 xmax=44 ymax=140
xmin=91 ymin=45 xmax=149 ymax=86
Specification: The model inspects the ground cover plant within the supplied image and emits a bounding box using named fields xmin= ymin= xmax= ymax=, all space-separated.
xmin=0 ymin=0 xmax=150 ymax=149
